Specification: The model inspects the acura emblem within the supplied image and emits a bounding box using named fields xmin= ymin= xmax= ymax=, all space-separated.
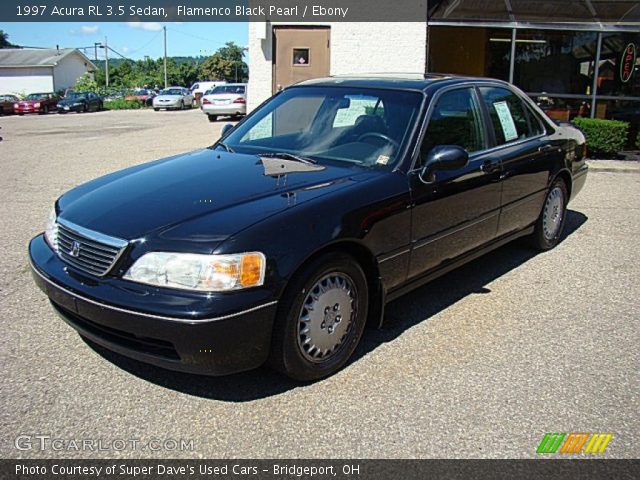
xmin=69 ymin=241 xmax=81 ymax=258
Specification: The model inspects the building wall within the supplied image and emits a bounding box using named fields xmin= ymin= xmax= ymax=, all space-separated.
xmin=0 ymin=67 xmax=54 ymax=95
xmin=248 ymin=22 xmax=427 ymax=111
xmin=53 ymin=52 xmax=94 ymax=91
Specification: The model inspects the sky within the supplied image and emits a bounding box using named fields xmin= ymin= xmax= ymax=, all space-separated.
xmin=0 ymin=22 xmax=248 ymax=60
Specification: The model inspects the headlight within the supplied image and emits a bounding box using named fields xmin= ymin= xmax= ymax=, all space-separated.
xmin=34 ymin=102 xmax=40 ymax=108
xmin=124 ymin=252 xmax=266 ymax=292
xmin=44 ymin=207 xmax=58 ymax=251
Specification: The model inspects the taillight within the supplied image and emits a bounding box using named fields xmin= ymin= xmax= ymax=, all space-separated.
xmin=233 ymin=97 xmax=246 ymax=104
xmin=202 ymin=98 xmax=211 ymax=104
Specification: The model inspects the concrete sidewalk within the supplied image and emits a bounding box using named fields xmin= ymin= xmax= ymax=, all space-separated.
xmin=587 ymin=159 xmax=640 ymax=173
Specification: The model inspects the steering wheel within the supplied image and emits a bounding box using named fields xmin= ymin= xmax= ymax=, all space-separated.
xmin=357 ymin=132 xmax=399 ymax=149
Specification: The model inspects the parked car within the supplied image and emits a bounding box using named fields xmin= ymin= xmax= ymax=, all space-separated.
xmin=201 ymin=83 xmax=247 ymax=122
xmin=190 ymin=81 xmax=226 ymax=104
xmin=152 ymin=87 xmax=194 ymax=111
xmin=103 ymin=91 xmax=126 ymax=103
xmin=125 ymin=88 xmax=156 ymax=106
xmin=57 ymin=92 xmax=103 ymax=113
xmin=29 ymin=75 xmax=588 ymax=381
xmin=14 ymin=92 xmax=59 ymax=114
xmin=0 ymin=94 xmax=19 ymax=114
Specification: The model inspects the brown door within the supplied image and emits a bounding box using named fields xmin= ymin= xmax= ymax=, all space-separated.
xmin=273 ymin=27 xmax=330 ymax=94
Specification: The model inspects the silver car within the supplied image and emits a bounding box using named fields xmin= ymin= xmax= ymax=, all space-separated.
xmin=152 ymin=87 xmax=194 ymax=111
xmin=201 ymin=84 xmax=247 ymax=122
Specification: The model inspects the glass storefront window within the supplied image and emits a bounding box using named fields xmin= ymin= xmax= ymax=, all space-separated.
xmin=513 ymin=30 xmax=598 ymax=95
xmin=598 ymin=33 xmax=640 ymax=98
xmin=429 ymin=26 xmax=511 ymax=81
xmin=530 ymin=96 xmax=591 ymax=122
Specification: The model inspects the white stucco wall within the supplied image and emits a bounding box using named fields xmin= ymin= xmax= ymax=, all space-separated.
xmin=0 ymin=67 xmax=54 ymax=96
xmin=248 ymin=22 xmax=427 ymax=111
xmin=53 ymin=52 xmax=94 ymax=91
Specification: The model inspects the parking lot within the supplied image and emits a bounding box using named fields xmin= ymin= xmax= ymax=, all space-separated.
xmin=0 ymin=109 xmax=638 ymax=459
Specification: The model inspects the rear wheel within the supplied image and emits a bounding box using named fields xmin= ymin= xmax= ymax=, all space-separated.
xmin=270 ymin=252 xmax=369 ymax=381
xmin=531 ymin=178 xmax=568 ymax=250
xmin=207 ymin=115 xmax=217 ymax=123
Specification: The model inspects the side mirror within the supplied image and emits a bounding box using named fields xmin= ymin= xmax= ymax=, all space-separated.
xmin=220 ymin=123 xmax=234 ymax=136
xmin=420 ymin=145 xmax=469 ymax=183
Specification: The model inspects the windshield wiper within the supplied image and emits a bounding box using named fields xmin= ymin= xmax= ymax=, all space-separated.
xmin=258 ymin=152 xmax=317 ymax=164
xmin=217 ymin=142 xmax=235 ymax=153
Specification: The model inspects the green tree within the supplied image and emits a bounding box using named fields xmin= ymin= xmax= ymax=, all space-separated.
xmin=75 ymin=73 xmax=99 ymax=92
xmin=199 ymin=42 xmax=248 ymax=82
xmin=1 ymin=30 xmax=17 ymax=48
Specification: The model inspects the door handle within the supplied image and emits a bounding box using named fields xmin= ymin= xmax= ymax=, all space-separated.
xmin=481 ymin=161 xmax=500 ymax=174
xmin=538 ymin=144 xmax=554 ymax=153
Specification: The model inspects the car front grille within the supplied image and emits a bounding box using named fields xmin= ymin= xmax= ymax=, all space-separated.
xmin=55 ymin=220 xmax=128 ymax=277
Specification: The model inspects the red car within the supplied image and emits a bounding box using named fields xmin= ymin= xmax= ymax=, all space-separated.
xmin=14 ymin=92 xmax=59 ymax=115
xmin=125 ymin=88 xmax=156 ymax=106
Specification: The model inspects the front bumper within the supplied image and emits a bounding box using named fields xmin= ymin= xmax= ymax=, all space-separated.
xmin=202 ymin=104 xmax=246 ymax=116
xmin=154 ymin=101 xmax=180 ymax=109
xmin=29 ymin=235 xmax=278 ymax=375
xmin=57 ymin=104 xmax=83 ymax=113
xmin=15 ymin=106 xmax=42 ymax=114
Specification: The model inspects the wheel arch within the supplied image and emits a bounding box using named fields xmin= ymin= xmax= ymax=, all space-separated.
xmin=281 ymin=240 xmax=385 ymax=330
xmin=551 ymin=168 xmax=573 ymax=200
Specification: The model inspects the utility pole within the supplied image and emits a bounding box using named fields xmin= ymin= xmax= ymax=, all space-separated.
xmin=104 ymin=36 xmax=109 ymax=88
xmin=94 ymin=42 xmax=100 ymax=61
xmin=163 ymin=26 xmax=168 ymax=88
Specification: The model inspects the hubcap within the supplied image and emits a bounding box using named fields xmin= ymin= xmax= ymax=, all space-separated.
xmin=297 ymin=273 xmax=356 ymax=363
xmin=542 ymin=186 xmax=564 ymax=240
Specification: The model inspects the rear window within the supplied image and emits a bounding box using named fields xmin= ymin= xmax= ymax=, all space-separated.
xmin=209 ymin=85 xmax=246 ymax=95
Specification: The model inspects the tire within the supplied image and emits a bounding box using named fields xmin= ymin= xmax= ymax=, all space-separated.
xmin=82 ymin=103 xmax=88 ymax=113
xmin=531 ymin=178 xmax=568 ymax=251
xmin=154 ymin=108 xmax=160 ymax=112
xmin=41 ymin=106 xmax=49 ymax=115
xmin=269 ymin=252 xmax=369 ymax=381
xmin=179 ymin=101 xmax=185 ymax=110
xmin=207 ymin=115 xmax=217 ymax=123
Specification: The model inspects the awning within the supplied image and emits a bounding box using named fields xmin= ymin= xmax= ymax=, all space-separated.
xmin=428 ymin=0 xmax=640 ymax=24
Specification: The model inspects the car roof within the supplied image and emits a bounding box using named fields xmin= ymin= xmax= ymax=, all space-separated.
xmin=295 ymin=74 xmax=510 ymax=92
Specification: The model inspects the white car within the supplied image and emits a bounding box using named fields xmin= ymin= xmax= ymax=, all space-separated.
xmin=152 ymin=87 xmax=194 ymax=111
xmin=190 ymin=81 xmax=227 ymax=98
xmin=201 ymin=84 xmax=247 ymax=122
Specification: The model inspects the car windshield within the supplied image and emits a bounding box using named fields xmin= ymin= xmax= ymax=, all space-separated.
xmin=66 ymin=92 xmax=87 ymax=99
xmin=160 ymin=88 xmax=183 ymax=96
xmin=222 ymin=86 xmax=423 ymax=168
xmin=209 ymin=85 xmax=245 ymax=95
xmin=24 ymin=93 xmax=49 ymax=100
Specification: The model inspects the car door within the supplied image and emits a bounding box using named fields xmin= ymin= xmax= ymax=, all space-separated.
xmin=477 ymin=86 xmax=555 ymax=236
xmin=408 ymin=86 xmax=502 ymax=278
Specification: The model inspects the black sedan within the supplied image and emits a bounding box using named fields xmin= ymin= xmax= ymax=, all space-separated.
xmin=57 ymin=91 xmax=103 ymax=113
xmin=29 ymin=75 xmax=588 ymax=381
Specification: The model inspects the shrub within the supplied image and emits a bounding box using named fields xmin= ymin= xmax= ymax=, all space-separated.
xmin=103 ymin=98 xmax=143 ymax=110
xmin=572 ymin=117 xmax=629 ymax=157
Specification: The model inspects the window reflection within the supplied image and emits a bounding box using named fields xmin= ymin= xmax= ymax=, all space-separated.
xmin=513 ymin=30 xmax=598 ymax=95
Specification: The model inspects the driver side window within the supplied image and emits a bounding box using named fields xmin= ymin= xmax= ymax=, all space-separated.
xmin=420 ymin=88 xmax=486 ymax=166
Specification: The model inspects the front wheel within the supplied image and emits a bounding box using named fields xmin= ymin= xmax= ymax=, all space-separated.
xmin=531 ymin=178 xmax=568 ymax=250
xmin=270 ymin=252 xmax=369 ymax=381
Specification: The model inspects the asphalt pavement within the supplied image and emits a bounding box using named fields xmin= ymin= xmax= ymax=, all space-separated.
xmin=0 ymin=109 xmax=638 ymax=459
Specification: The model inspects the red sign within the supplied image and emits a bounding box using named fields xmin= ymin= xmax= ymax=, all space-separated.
xmin=620 ymin=43 xmax=637 ymax=84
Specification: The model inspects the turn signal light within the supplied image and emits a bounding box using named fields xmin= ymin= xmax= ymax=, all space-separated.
xmin=240 ymin=253 xmax=264 ymax=287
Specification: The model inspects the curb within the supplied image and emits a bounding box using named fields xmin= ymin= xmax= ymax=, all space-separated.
xmin=586 ymin=160 xmax=640 ymax=174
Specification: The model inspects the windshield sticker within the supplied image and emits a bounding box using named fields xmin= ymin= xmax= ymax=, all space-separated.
xmin=376 ymin=155 xmax=390 ymax=165
xmin=493 ymin=101 xmax=518 ymax=141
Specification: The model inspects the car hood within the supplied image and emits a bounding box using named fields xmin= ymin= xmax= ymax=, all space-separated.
xmin=57 ymin=149 xmax=373 ymax=247
xmin=19 ymin=100 xmax=44 ymax=105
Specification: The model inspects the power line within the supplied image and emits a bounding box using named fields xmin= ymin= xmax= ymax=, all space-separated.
xmin=165 ymin=26 xmax=233 ymax=48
